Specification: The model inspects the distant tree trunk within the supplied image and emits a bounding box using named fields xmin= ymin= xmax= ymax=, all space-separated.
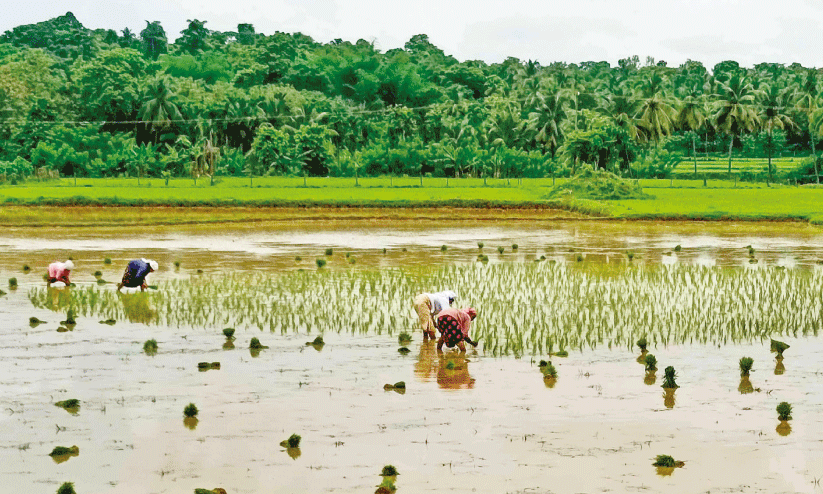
xmin=767 ymin=131 xmax=774 ymax=186
xmin=812 ymin=133 xmax=820 ymax=184
xmin=727 ymin=137 xmax=734 ymax=178
xmin=693 ymin=136 xmax=698 ymax=177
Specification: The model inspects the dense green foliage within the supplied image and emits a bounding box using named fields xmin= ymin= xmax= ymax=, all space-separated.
xmin=3 ymin=13 xmax=823 ymax=184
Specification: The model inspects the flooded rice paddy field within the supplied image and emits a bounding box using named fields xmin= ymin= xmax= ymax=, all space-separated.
xmin=2 ymin=220 xmax=823 ymax=493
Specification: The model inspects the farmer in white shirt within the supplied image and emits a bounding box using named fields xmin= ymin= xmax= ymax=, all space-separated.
xmin=412 ymin=290 xmax=457 ymax=341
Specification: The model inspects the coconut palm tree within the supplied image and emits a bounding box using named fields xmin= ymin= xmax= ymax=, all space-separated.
xmin=637 ymin=92 xmax=676 ymax=146
xmin=796 ymin=70 xmax=820 ymax=184
xmin=676 ymin=90 xmax=707 ymax=176
xmin=758 ymin=84 xmax=797 ymax=184
xmin=713 ymin=74 xmax=760 ymax=177
xmin=139 ymin=77 xmax=182 ymax=145
xmin=523 ymin=86 xmax=568 ymax=157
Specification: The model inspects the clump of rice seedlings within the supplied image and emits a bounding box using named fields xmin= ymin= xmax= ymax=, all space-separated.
xmin=99 ymin=319 xmax=116 ymax=325
xmin=777 ymin=402 xmax=792 ymax=421
xmin=325 ymin=248 xmax=334 ymax=256
xmin=393 ymin=381 xmax=406 ymax=389
xmin=197 ymin=362 xmax=221 ymax=370
xmin=173 ymin=261 xmax=181 ymax=268
xmin=143 ymin=339 xmax=158 ymax=355
xmin=674 ymin=245 xmax=682 ymax=252
xmin=512 ymin=244 xmax=518 ymax=250
xmin=542 ymin=362 xmax=558 ymax=380
xmin=249 ymin=337 xmax=268 ymax=349
xmin=652 ymin=454 xmax=675 ymax=467
xmin=316 ymin=259 xmax=327 ymax=268
xmin=477 ymin=242 xmax=484 ymax=249
xmin=552 ymin=350 xmax=569 ymax=357
xmin=96 ymin=278 xmax=108 ymax=285
xmin=644 ymin=354 xmax=658 ymax=372
xmin=104 ymin=258 xmax=112 ymax=264
xmin=398 ymin=332 xmax=412 ymax=344
xmin=9 ymin=277 xmax=17 ymax=288
xmin=348 ymin=257 xmax=356 ymax=264
xmin=401 ymin=247 xmax=408 ymax=252
xmin=381 ymin=465 xmax=399 ymax=476
xmin=55 ymin=399 xmax=80 ymax=411
xmin=440 ymin=245 xmax=447 ymax=252
xmin=62 ymin=309 xmax=77 ymax=325
xmin=93 ymin=270 xmax=102 ymax=278
xmin=57 ymin=482 xmax=76 ymax=494
xmin=661 ymin=366 xmax=678 ymax=389
xmin=476 ymin=254 xmax=489 ymax=263
xmin=295 ymin=256 xmax=302 ymax=261
xmin=280 ymin=433 xmax=301 ymax=448
xmin=222 ymin=328 xmax=235 ymax=339
xmin=345 ymin=252 xmax=351 ymax=258
xmin=627 ymin=251 xmax=635 ymax=261
xmin=306 ymin=336 xmax=324 ymax=347
xmin=398 ymin=347 xmax=410 ymax=354
xmin=748 ymin=246 xmax=755 ymax=256
xmin=382 ymin=248 xmax=387 ymax=254
xmin=637 ymin=337 xmax=648 ymax=352
xmin=183 ymin=403 xmax=199 ymax=418
xmin=29 ymin=316 xmax=45 ymax=325
xmin=538 ymin=360 xmax=548 ymax=368
xmin=576 ymin=254 xmax=584 ymax=262
xmin=749 ymin=258 xmax=758 ymax=264
xmin=770 ymin=339 xmax=789 ymax=359
xmin=50 ymin=445 xmax=79 ymax=457
xmin=739 ymin=357 xmax=754 ymax=377
xmin=496 ymin=246 xmax=505 ymax=254
xmin=196 ymin=269 xmax=204 ymax=274
xmin=22 ymin=264 xmax=30 ymax=272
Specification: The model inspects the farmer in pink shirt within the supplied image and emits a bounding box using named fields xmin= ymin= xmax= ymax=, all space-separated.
xmin=47 ymin=260 xmax=74 ymax=286
xmin=436 ymin=307 xmax=478 ymax=352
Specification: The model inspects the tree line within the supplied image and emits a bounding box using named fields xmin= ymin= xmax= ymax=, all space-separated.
xmin=0 ymin=12 xmax=821 ymax=184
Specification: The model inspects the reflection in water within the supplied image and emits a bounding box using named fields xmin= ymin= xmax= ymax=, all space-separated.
xmin=655 ymin=466 xmax=675 ymax=476
xmin=738 ymin=377 xmax=754 ymax=394
xmin=774 ymin=360 xmax=786 ymax=375
xmin=222 ymin=340 xmax=235 ymax=350
xmin=644 ymin=371 xmax=657 ymax=386
xmin=543 ymin=375 xmax=557 ymax=388
xmin=414 ymin=341 xmax=438 ymax=382
xmin=42 ymin=286 xmax=74 ymax=312
xmin=249 ymin=348 xmax=261 ymax=358
xmin=776 ymin=421 xmax=792 ymax=436
xmin=636 ymin=350 xmax=648 ymax=365
xmin=437 ymin=353 xmax=475 ymax=390
xmin=118 ymin=292 xmax=157 ymax=324
xmin=50 ymin=446 xmax=80 ymax=464
xmin=183 ymin=417 xmax=199 ymax=430
xmin=663 ymin=388 xmax=676 ymax=408
xmin=286 ymin=447 xmax=301 ymax=460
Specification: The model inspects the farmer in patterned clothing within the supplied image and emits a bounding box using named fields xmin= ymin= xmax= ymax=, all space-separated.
xmin=117 ymin=258 xmax=158 ymax=292
xmin=436 ymin=307 xmax=478 ymax=352
xmin=413 ymin=290 xmax=457 ymax=341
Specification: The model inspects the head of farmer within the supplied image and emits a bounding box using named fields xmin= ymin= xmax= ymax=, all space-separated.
xmin=117 ymin=258 xmax=158 ymax=292
xmin=47 ymin=260 xmax=74 ymax=286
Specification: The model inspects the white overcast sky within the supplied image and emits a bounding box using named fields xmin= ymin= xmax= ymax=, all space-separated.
xmin=3 ymin=0 xmax=823 ymax=69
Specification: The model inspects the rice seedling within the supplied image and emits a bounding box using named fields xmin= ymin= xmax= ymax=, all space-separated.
xmin=306 ymin=336 xmax=324 ymax=347
xmin=316 ymin=259 xmax=327 ymax=268
xmin=652 ymin=455 xmax=675 ymax=467
xmin=99 ymin=319 xmax=116 ymax=325
xmin=512 ymin=244 xmax=518 ymax=250
xmin=222 ymin=328 xmax=235 ymax=339
xmin=183 ymin=403 xmax=199 ymax=418
xmin=661 ymin=366 xmax=678 ymax=389
xmin=295 ymin=256 xmax=302 ymax=261
xmin=393 ymin=381 xmax=406 ymax=389
xmin=538 ymin=360 xmax=548 ymax=368
xmin=249 ymin=337 xmax=268 ymax=349
xmin=325 ymin=248 xmax=334 ymax=256
xmin=57 ymin=482 xmax=76 ymax=494
xmin=739 ymin=357 xmax=754 ymax=377
xmin=398 ymin=332 xmax=412 ymax=344
xmin=346 ymin=252 xmax=351 ymax=258
xmin=777 ymin=402 xmax=792 ymax=421
xmin=280 ymin=433 xmax=301 ymax=448
xmin=143 ymin=339 xmax=158 ymax=355
xmin=196 ymin=269 xmax=204 ymax=274
xmin=61 ymin=309 xmax=76 ymax=325
xmin=627 ymin=251 xmax=635 ymax=261
xmin=382 ymin=248 xmax=387 ymax=254
xmin=542 ymin=361 xmax=558 ymax=380
xmin=348 ymin=257 xmax=356 ymax=264
xmin=50 ymin=445 xmax=79 ymax=457
xmin=197 ymin=362 xmax=221 ymax=371
xmin=636 ymin=337 xmax=648 ymax=352
xmin=9 ymin=277 xmax=17 ymax=288
xmin=174 ymin=261 xmax=181 ymax=268
xmin=477 ymin=242 xmax=484 ymax=249
xmin=497 ymin=246 xmax=505 ymax=254
xmin=93 ymin=271 xmax=102 ymax=278
xmin=674 ymin=245 xmax=681 ymax=252
xmin=576 ymin=254 xmax=584 ymax=262
xmin=398 ymin=347 xmax=410 ymax=354
xmin=770 ymin=339 xmax=790 ymax=359
xmin=644 ymin=354 xmax=658 ymax=372
xmin=22 ymin=264 xmax=30 ymax=272
xmin=104 ymin=258 xmax=112 ymax=264
xmin=55 ymin=399 xmax=80 ymax=412
xmin=29 ymin=316 xmax=45 ymax=326
xmin=381 ymin=465 xmax=399 ymax=476
xmin=441 ymin=245 xmax=448 ymax=252
xmin=551 ymin=350 xmax=568 ymax=357
xmin=476 ymin=254 xmax=489 ymax=263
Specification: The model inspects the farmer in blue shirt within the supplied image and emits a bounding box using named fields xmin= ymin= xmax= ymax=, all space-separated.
xmin=117 ymin=258 xmax=158 ymax=292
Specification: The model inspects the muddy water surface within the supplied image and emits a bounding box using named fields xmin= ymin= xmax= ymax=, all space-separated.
xmin=2 ymin=220 xmax=823 ymax=493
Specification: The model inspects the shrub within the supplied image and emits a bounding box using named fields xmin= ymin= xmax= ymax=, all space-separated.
xmin=644 ymin=354 xmax=657 ymax=372
xmin=776 ymin=402 xmax=792 ymax=421
xmin=653 ymin=455 xmax=676 ymax=467
xmin=662 ymin=366 xmax=678 ymax=389
xmin=184 ymin=403 xmax=199 ymax=418
xmin=739 ymin=357 xmax=754 ymax=377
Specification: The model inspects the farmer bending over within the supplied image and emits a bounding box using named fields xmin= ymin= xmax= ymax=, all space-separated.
xmin=47 ymin=260 xmax=74 ymax=286
xmin=413 ymin=290 xmax=457 ymax=341
xmin=117 ymin=258 xmax=158 ymax=292
xmin=436 ymin=307 xmax=478 ymax=352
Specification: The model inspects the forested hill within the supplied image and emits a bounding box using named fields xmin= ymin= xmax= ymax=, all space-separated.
xmin=0 ymin=13 xmax=821 ymax=183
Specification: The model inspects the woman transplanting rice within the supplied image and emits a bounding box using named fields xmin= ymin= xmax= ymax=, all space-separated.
xmin=436 ymin=307 xmax=478 ymax=352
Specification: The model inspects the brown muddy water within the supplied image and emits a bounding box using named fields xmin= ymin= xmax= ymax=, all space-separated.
xmin=2 ymin=220 xmax=823 ymax=493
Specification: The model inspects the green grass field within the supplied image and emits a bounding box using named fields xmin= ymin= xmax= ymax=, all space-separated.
xmin=671 ymin=156 xmax=805 ymax=176
xmin=1 ymin=177 xmax=821 ymax=225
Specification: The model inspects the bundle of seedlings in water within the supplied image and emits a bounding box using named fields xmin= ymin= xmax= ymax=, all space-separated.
xmin=383 ymin=381 xmax=406 ymax=391
xmin=441 ymin=245 xmax=448 ymax=252
xmin=636 ymin=337 xmax=648 ymax=352
xmin=626 ymin=251 xmax=635 ymax=261
xmin=551 ymin=350 xmax=568 ymax=357
xmin=222 ymin=328 xmax=235 ymax=340
xmin=93 ymin=270 xmax=102 ymax=278
xmin=477 ymin=242 xmax=484 ymax=249
xmin=55 ymin=399 xmax=80 ymax=411
xmin=316 ymin=259 xmax=327 ymax=269
xmin=295 ymin=256 xmax=302 ymax=261
xmin=739 ymin=357 xmax=754 ymax=377
xmin=397 ymin=332 xmax=412 ymax=345
xmin=22 ymin=264 xmax=30 ymax=272
xmin=197 ymin=362 xmax=221 ymax=371
xmin=280 ymin=433 xmax=301 ymax=449
xmin=325 ymin=248 xmax=334 ymax=256
xmin=770 ymin=339 xmax=790 ymax=359
xmin=652 ymin=454 xmax=675 ymax=467
xmin=306 ymin=336 xmax=324 ymax=347
xmin=777 ymin=402 xmax=792 ymax=421
xmin=644 ymin=354 xmax=658 ymax=372
xmin=476 ymin=254 xmax=490 ymax=263
xmin=184 ymin=403 xmax=199 ymax=418
xmin=674 ymin=245 xmax=682 ymax=252
xmin=249 ymin=337 xmax=268 ymax=349
xmin=194 ymin=489 xmax=228 ymax=494
xmin=174 ymin=261 xmax=181 ymax=268
xmin=497 ymin=246 xmax=505 ymax=254
xmin=143 ymin=339 xmax=158 ymax=355
xmin=397 ymin=347 xmax=410 ymax=354
xmin=9 ymin=277 xmax=17 ymax=289
xmin=575 ymin=254 xmax=584 ymax=263
xmin=380 ymin=465 xmax=399 ymax=476
xmin=104 ymin=257 xmax=112 ymax=264
xmin=50 ymin=445 xmax=79 ymax=457
xmin=57 ymin=482 xmax=76 ymax=494
xmin=99 ymin=319 xmax=116 ymax=325
xmin=661 ymin=366 xmax=678 ymax=389
xmin=512 ymin=244 xmax=518 ymax=250
xmin=542 ymin=362 xmax=558 ymax=380
xmin=29 ymin=317 xmax=45 ymax=325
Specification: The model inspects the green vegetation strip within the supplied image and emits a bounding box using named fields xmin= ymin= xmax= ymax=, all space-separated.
xmin=29 ymin=263 xmax=823 ymax=357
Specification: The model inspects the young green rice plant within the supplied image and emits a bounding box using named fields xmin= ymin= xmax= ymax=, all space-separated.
xmin=295 ymin=256 xmax=302 ymax=261
xmin=637 ymin=337 xmax=648 ymax=352
xmin=249 ymin=337 xmax=268 ymax=349
xmin=497 ymin=246 xmax=505 ymax=254
xmin=197 ymin=362 xmax=220 ymax=370
xmin=57 ymin=482 xmax=76 ymax=494
xmin=9 ymin=277 xmax=17 ymax=288
xmin=62 ymin=309 xmax=76 ymax=325
xmin=398 ymin=332 xmax=412 ymax=344
xmin=674 ymin=245 xmax=682 ymax=252
xmin=99 ymin=319 xmax=116 ymax=325
xmin=143 ymin=339 xmax=158 ymax=355
xmin=398 ymin=346 xmax=410 ymax=354
xmin=222 ymin=328 xmax=235 ymax=339
xmin=55 ymin=399 xmax=80 ymax=411
xmin=280 ymin=433 xmax=301 ymax=448
xmin=325 ymin=248 xmax=333 ymax=256
xmin=627 ymin=251 xmax=635 ymax=261
xmin=644 ymin=354 xmax=658 ymax=372
xmin=739 ymin=357 xmax=754 ymax=377
xmin=441 ymin=245 xmax=447 ymax=252
xmin=512 ymin=244 xmax=518 ymax=250
xmin=22 ymin=264 xmax=30 ymax=272
xmin=661 ymin=366 xmax=678 ymax=389
xmin=306 ymin=336 xmax=324 ymax=347
xmin=393 ymin=381 xmax=406 ymax=389
xmin=777 ymin=401 xmax=792 ymax=421
xmin=477 ymin=242 xmax=484 ymax=249
xmin=104 ymin=258 xmax=112 ymax=264
xmin=542 ymin=362 xmax=558 ymax=380
xmin=174 ymin=261 xmax=181 ymax=268
xmin=576 ymin=254 xmax=583 ymax=262
xmin=381 ymin=465 xmax=399 ymax=476
xmin=316 ymin=259 xmax=327 ymax=268
xmin=476 ymin=254 xmax=489 ymax=263
xmin=653 ymin=454 xmax=675 ymax=467
xmin=50 ymin=446 xmax=79 ymax=457
xmin=184 ymin=403 xmax=199 ymax=418
xmin=770 ymin=339 xmax=790 ymax=359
